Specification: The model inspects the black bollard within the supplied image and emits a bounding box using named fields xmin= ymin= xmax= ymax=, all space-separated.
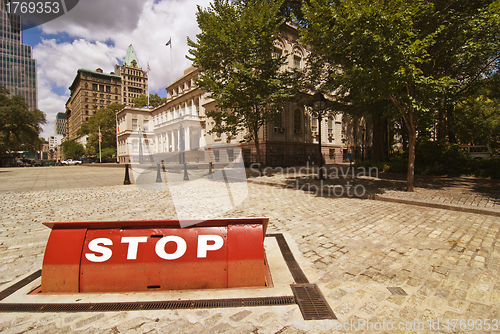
xmin=124 ymin=164 xmax=131 ymax=185
xmin=183 ymin=163 xmax=189 ymax=181
xmin=156 ymin=163 xmax=162 ymax=183
xmin=208 ymin=162 xmax=213 ymax=179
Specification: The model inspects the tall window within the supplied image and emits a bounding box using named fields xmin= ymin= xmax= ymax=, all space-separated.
xmin=272 ymin=47 xmax=282 ymax=59
xmin=312 ymin=117 xmax=318 ymax=132
xmin=294 ymin=55 xmax=301 ymax=69
xmin=132 ymin=119 xmax=138 ymax=131
xmin=195 ymin=98 xmax=200 ymax=115
xmin=294 ymin=109 xmax=302 ymax=134
xmin=328 ymin=117 xmax=334 ymax=135
xmin=275 ymin=110 xmax=284 ymax=128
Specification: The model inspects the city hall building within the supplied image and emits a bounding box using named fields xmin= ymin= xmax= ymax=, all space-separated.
xmin=117 ymin=25 xmax=345 ymax=166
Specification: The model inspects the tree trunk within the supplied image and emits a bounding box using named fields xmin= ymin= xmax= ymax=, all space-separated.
xmin=372 ymin=113 xmax=388 ymax=162
xmin=254 ymin=128 xmax=263 ymax=175
xmin=436 ymin=105 xmax=446 ymax=140
xmin=389 ymin=94 xmax=415 ymax=192
xmin=447 ymin=105 xmax=456 ymax=144
xmin=407 ymin=123 xmax=416 ymax=192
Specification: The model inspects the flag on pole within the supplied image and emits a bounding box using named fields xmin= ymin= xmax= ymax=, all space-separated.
xmin=166 ymin=38 xmax=171 ymax=47
xmin=99 ymin=127 xmax=102 ymax=143
xmin=147 ymin=62 xmax=151 ymax=72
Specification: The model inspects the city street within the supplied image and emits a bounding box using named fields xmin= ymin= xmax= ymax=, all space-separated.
xmin=0 ymin=165 xmax=499 ymax=333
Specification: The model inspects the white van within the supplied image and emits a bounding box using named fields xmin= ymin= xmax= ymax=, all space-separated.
xmin=462 ymin=146 xmax=493 ymax=159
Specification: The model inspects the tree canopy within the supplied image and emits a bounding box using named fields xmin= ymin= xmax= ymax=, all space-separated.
xmin=133 ymin=93 xmax=167 ymax=108
xmin=0 ymin=87 xmax=46 ymax=154
xmin=77 ymin=103 xmax=123 ymax=156
xmin=61 ymin=140 xmax=85 ymax=160
xmin=187 ymin=0 xmax=293 ymax=169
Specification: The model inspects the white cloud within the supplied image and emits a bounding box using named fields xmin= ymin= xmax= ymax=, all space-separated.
xmin=35 ymin=0 xmax=211 ymax=139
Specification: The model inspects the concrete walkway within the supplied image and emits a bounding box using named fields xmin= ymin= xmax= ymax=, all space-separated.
xmin=0 ymin=165 xmax=499 ymax=333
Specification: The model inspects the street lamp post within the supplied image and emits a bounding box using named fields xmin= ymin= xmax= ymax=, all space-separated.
xmin=139 ymin=125 xmax=143 ymax=165
xmin=313 ymin=92 xmax=327 ymax=180
xmin=179 ymin=113 xmax=189 ymax=181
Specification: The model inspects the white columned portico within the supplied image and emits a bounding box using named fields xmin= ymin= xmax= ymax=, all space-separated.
xmin=185 ymin=127 xmax=191 ymax=151
xmin=164 ymin=132 xmax=168 ymax=152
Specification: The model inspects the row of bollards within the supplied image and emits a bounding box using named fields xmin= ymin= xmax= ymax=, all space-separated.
xmin=124 ymin=162 xmax=215 ymax=185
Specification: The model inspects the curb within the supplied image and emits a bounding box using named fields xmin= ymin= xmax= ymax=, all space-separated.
xmin=248 ymin=179 xmax=500 ymax=218
xmin=371 ymin=195 xmax=500 ymax=217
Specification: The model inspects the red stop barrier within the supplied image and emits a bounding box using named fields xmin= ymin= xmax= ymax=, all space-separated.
xmin=41 ymin=218 xmax=268 ymax=293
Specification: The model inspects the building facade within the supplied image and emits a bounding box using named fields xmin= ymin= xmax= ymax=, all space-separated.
xmin=65 ymin=68 xmax=122 ymax=140
xmin=66 ymin=45 xmax=149 ymax=142
xmin=48 ymin=134 xmax=64 ymax=148
xmin=117 ymin=66 xmax=205 ymax=164
xmin=117 ymin=25 xmax=345 ymax=166
xmin=114 ymin=44 xmax=148 ymax=107
xmin=0 ymin=1 xmax=37 ymax=110
xmin=54 ymin=112 xmax=67 ymax=136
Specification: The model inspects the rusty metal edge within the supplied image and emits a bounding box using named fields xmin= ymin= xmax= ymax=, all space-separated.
xmin=0 ymin=296 xmax=296 ymax=313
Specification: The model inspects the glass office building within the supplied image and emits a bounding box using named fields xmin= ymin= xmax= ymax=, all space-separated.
xmin=0 ymin=1 xmax=37 ymax=110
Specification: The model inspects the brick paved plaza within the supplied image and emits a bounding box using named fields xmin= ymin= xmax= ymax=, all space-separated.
xmin=0 ymin=165 xmax=499 ymax=333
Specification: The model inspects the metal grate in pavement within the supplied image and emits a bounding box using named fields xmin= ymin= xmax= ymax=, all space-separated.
xmin=291 ymin=283 xmax=336 ymax=320
xmin=0 ymin=270 xmax=41 ymax=302
xmin=387 ymin=287 xmax=408 ymax=296
xmin=0 ymin=296 xmax=297 ymax=313
xmin=267 ymin=233 xmax=309 ymax=284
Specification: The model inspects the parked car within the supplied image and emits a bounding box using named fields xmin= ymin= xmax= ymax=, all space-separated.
xmin=61 ymin=159 xmax=83 ymax=165
xmin=462 ymin=145 xmax=493 ymax=159
xmin=16 ymin=160 xmax=27 ymax=167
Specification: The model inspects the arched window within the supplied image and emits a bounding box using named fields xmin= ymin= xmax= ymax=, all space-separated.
xmin=195 ymin=98 xmax=200 ymax=115
xmin=292 ymin=48 xmax=304 ymax=69
xmin=294 ymin=109 xmax=302 ymax=134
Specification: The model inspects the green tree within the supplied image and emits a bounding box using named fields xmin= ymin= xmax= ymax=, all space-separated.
xmin=0 ymin=87 xmax=46 ymax=154
xmin=61 ymin=140 xmax=85 ymax=159
xmin=455 ymin=77 xmax=500 ymax=154
xmin=301 ymin=0 xmax=500 ymax=191
xmin=133 ymin=93 xmax=167 ymax=108
xmin=101 ymin=147 xmax=117 ymax=161
xmin=77 ymin=103 xmax=123 ymax=156
xmin=187 ymin=0 xmax=293 ymax=171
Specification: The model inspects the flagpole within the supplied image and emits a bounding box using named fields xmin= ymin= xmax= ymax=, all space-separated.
xmin=147 ymin=61 xmax=150 ymax=107
xmin=170 ymin=36 xmax=173 ymax=85
xmin=116 ymin=111 xmax=119 ymax=163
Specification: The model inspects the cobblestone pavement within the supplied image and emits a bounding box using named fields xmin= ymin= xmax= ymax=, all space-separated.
xmin=0 ymin=166 xmax=499 ymax=333
xmin=249 ymin=165 xmax=500 ymax=216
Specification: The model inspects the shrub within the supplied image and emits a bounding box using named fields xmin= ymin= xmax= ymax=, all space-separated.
xmin=414 ymin=140 xmax=468 ymax=176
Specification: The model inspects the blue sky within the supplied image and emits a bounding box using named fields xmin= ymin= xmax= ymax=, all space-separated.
xmin=21 ymin=0 xmax=210 ymax=139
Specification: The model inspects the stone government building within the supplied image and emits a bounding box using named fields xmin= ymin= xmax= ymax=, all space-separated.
xmin=66 ymin=45 xmax=148 ymax=141
xmin=117 ymin=25 xmax=346 ymax=166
